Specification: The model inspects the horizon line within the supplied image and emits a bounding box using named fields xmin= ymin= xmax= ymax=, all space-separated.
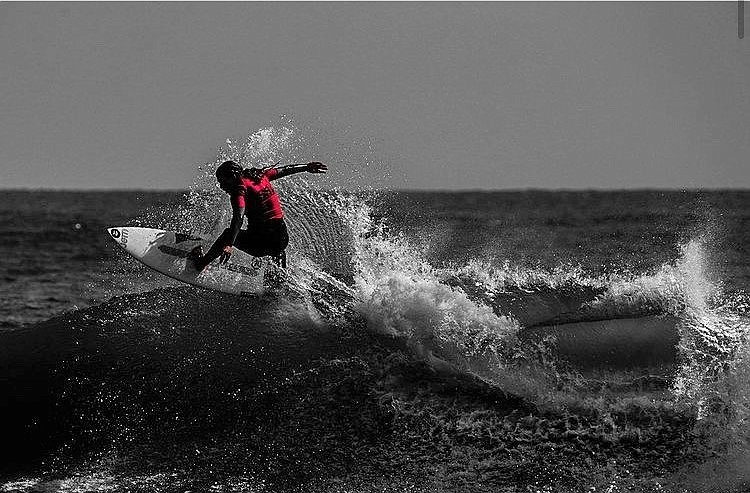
xmin=2 ymin=186 xmax=750 ymax=193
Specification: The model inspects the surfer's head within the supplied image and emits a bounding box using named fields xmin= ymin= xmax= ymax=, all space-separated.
xmin=216 ymin=160 xmax=242 ymax=192
xmin=243 ymin=167 xmax=264 ymax=181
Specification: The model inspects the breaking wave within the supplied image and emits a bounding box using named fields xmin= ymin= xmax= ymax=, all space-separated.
xmin=3 ymin=125 xmax=750 ymax=491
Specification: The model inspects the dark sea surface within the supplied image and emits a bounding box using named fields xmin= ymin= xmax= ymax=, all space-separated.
xmin=1 ymin=188 xmax=750 ymax=492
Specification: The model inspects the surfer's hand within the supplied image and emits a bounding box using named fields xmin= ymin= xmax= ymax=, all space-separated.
xmin=220 ymin=245 xmax=233 ymax=264
xmin=306 ymin=162 xmax=327 ymax=174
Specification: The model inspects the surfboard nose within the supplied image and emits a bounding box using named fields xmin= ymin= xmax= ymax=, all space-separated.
xmin=107 ymin=227 xmax=131 ymax=252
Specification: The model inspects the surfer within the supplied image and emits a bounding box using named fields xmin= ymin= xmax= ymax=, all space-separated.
xmin=189 ymin=160 xmax=327 ymax=271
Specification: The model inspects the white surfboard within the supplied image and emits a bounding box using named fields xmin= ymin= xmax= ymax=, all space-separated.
xmin=107 ymin=226 xmax=276 ymax=296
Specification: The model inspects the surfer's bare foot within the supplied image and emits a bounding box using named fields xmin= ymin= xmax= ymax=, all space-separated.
xmin=188 ymin=245 xmax=206 ymax=272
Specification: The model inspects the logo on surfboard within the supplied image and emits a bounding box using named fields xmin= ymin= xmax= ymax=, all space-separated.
xmin=175 ymin=233 xmax=203 ymax=243
xmin=158 ymin=245 xmax=190 ymax=258
xmin=110 ymin=228 xmax=129 ymax=245
xmin=158 ymin=245 xmax=263 ymax=277
xmin=218 ymin=261 xmax=261 ymax=277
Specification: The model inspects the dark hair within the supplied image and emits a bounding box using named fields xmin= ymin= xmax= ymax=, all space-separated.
xmin=241 ymin=167 xmax=264 ymax=180
xmin=215 ymin=160 xmax=242 ymax=179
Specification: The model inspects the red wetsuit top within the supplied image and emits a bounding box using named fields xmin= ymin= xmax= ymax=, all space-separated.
xmin=230 ymin=169 xmax=283 ymax=226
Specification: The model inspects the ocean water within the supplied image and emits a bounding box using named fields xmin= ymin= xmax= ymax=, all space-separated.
xmin=0 ymin=191 xmax=183 ymax=329
xmin=2 ymin=133 xmax=750 ymax=492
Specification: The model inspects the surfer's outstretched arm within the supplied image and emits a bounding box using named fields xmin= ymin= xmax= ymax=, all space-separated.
xmin=269 ymin=162 xmax=327 ymax=180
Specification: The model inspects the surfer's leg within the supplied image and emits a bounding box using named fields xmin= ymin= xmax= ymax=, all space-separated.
xmin=263 ymin=219 xmax=289 ymax=256
xmin=260 ymin=220 xmax=289 ymax=272
xmin=277 ymin=220 xmax=289 ymax=252
xmin=223 ymin=220 xmax=288 ymax=259
xmin=271 ymin=221 xmax=289 ymax=267
xmin=231 ymin=229 xmax=257 ymax=255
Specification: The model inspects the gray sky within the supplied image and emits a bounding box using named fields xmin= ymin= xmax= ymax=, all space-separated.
xmin=1 ymin=2 xmax=748 ymax=190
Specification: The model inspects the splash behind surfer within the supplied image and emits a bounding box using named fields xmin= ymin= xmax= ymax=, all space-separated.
xmin=190 ymin=160 xmax=327 ymax=271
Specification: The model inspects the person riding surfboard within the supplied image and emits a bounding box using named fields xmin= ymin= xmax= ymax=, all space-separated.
xmin=189 ymin=160 xmax=327 ymax=272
